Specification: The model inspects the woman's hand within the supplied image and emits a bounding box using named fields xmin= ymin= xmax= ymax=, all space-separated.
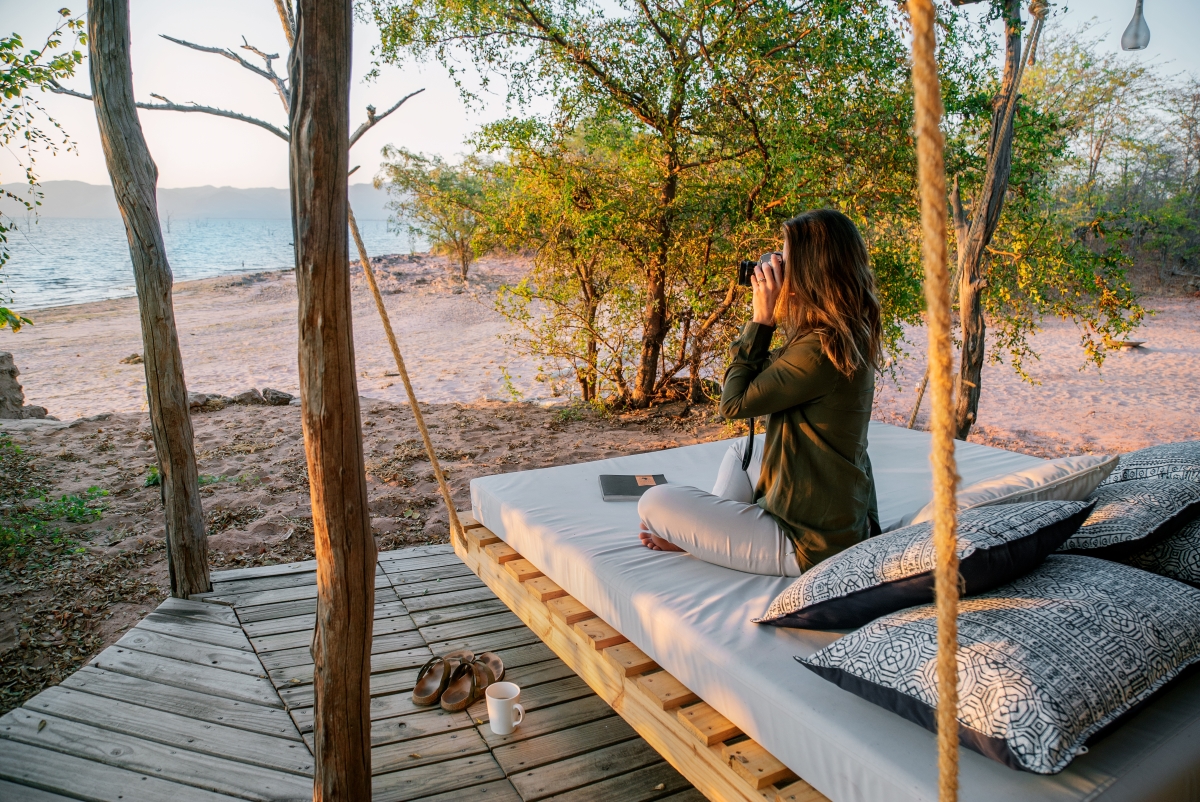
xmin=751 ymin=253 xmax=784 ymax=327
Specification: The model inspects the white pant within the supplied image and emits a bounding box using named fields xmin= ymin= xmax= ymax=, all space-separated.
xmin=637 ymin=439 xmax=803 ymax=577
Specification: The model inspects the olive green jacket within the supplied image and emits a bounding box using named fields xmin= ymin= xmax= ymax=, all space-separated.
xmin=719 ymin=322 xmax=879 ymax=570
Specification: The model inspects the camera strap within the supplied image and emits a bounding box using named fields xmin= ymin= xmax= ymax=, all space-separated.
xmin=741 ymin=417 xmax=755 ymax=472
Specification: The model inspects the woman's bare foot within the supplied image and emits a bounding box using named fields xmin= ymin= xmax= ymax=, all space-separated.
xmin=638 ymin=522 xmax=684 ymax=552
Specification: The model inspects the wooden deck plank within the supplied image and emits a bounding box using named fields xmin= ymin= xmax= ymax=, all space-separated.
xmin=425 ymin=624 xmax=542 ymax=656
xmin=391 ymin=574 xmax=486 ymax=600
xmin=371 ymin=753 xmax=506 ymax=802
xmin=116 ymin=629 xmax=267 ymax=677
xmin=0 ymin=709 xmax=312 ymax=801
xmin=497 ymin=658 xmax=578 ymax=690
xmin=542 ymin=760 xmax=692 ymax=802
xmin=276 ymin=658 xmax=433 ymax=709
xmin=407 ymin=598 xmax=510 ymax=628
xmin=210 ymin=559 xmax=318 ymax=583
xmin=491 ymin=714 xmax=636 ymax=774
xmin=211 ymin=571 xmax=320 ymax=595
xmin=383 ymin=562 xmax=477 ymax=586
xmin=255 ymin=627 xmax=422 ymax=668
xmin=22 ymin=686 xmax=312 ymax=774
xmin=269 ymin=646 xmax=430 ymax=688
xmin=247 ymin=610 xmax=414 ymax=648
xmin=137 ymin=613 xmax=254 ymax=652
xmin=508 ymin=738 xmax=664 ymax=801
xmin=400 ymin=585 xmax=498 ymax=613
xmin=154 ymin=597 xmax=241 ymax=627
xmin=0 ymin=778 xmax=80 ymax=801
xmin=372 ymin=727 xmax=491 ymax=775
xmin=59 ymin=667 xmax=300 ymax=740
xmin=370 ymin=708 xmax=476 ymax=748
xmin=468 ymin=676 xmax=595 ymax=722
xmin=479 ymin=696 xmax=616 ymax=748
xmin=377 ymin=543 xmax=457 ymax=561
xmin=90 ymin=646 xmax=282 ymax=707
xmin=0 ymin=735 xmax=248 ymax=802
xmin=417 ymin=611 xmax=526 ymax=644
xmin=206 ymin=572 xmax=390 ymax=607
xmin=399 ymin=778 xmax=521 ymax=802
xmin=376 ymin=552 xmax=469 ymax=576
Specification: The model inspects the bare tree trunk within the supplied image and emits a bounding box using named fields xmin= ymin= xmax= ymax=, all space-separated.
xmin=631 ymin=168 xmax=679 ymax=409
xmin=289 ymin=0 xmax=375 ymax=797
xmin=953 ymin=0 xmax=1024 ymax=440
xmin=87 ymin=0 xmax=209 ymax=598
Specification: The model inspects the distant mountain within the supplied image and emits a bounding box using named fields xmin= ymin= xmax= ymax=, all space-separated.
xmin=0 ymin=180 xmax=393 ymax=220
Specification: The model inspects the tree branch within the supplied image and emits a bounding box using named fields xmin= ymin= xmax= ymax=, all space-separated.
xmin=349 ymin=88 xmax=426 ymax=147
xmin=48 ymin=81 xmax=290 ymax=140
xmin=273 ymin=0 xmax=296 ymax=47
xmin=160 ymin=34 xmax=289 ymax=108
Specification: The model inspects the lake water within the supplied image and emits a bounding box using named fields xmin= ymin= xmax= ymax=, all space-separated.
xmin=2 ymin=217 xmax=415 ymax=311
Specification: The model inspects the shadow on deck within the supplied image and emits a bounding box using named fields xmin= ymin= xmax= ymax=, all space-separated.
xmin=0 ymin=544 xmax=703 ymax=802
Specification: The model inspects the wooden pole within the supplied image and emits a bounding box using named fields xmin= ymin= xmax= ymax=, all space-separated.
xmin=908 ymin=0 xmax=961 ymax=799
xmin=87 ymin=0 xmax=210 ymax=598
xmin=289 ymin=0 xmax=375 ymax=797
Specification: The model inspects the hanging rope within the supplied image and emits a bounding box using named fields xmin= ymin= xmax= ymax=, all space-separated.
xmin=907 ymin=1 xmax=960 ymax=800
xmin=349 ymin=206 xmax=466 ymax=546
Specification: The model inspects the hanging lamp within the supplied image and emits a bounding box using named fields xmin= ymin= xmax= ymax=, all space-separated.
xmin=1121 ymin=0 xmax=1150 ymax=50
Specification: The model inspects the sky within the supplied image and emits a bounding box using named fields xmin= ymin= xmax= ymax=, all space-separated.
xmin=2 ymin=0 xmax=1197 ymax=190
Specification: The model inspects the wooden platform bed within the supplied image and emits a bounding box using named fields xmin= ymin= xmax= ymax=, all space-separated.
xmin=455 ymin=512 xmax=826 ymax=802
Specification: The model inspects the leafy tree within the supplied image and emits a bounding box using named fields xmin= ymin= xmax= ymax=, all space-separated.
xmin=369 ymin=0 xmax=985 ymax=407
xmin=0 ymin=9 xmax=86 ymax=331
xmin=377 ymin=147 xmax=490 ymax=283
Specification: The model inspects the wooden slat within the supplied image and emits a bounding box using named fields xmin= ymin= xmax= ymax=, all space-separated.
xmin=0 ymin=734 xmax=253 ymax=802
xmin=401 ymin=585 xmax=497 ymax=613
xmin=154 ymin=597 xmax=241 ymax=627
xmin=677 ymin=703 xmax=741 ymax=746
xmin=722 ymin=740 xmax=797 ymax=790
xmin=526 ymin=576 xmax=567 ymax=602
xmin=603 ymin=642 xmax=658 ymax=677
xmin=507 ymin=738 xmax=663 ymax=801
xmin=116 ymin=629 xmax=266 ymax=676
xmin=635 ymin=671 xmax=699 ymax=711
xmin=242 ymin=600 xmax=411 ymax=638
xmin=59 ymin=667 xmax=300 ymax=740
xmin=268 ymin=646 xmax=430 ymax=687
xmin=0 ymin=779 xmax=80 ymax=802
xmin=479 ymin=696 xmax=616 ymax=748
xmin=90 ymin=646 xmax=282 ymax=707
xmin=369 ymin=708 xmax=475 ymax=748
xmin=417 ymin=611 xmax=526 ymax=644
xmin=21 ymin=686 xmax=312 ymax=774
xmin=211 ymin=558 xmax=318 ymax=583
xmin=408 ymin=599 xmax=510 ymax=628
xmin=574 ymin=619 xmax=628 ymax=651
xmin=540 ymin=760 xmax=692 ymax=802
xmin=372 ymin=728 xmax=491 ymax=774
xmin=774 ymin=779 xmax=829 ymax=802
xmin=424 ymin=625 xmax=542 ymax=657
xmin=469 ymin=676 xmax=594 ymax=722
xmin=491 ymin=715 xmax=636 ymax=774
xmin=137 ymin=614 xmax=254 ymax=651
xmin=391 ymin=778 xmax=521 ymax=802
xmin=466 ymin=527 xmax=501 ymax=549
xmin=0 ymin=709 xmax=312 ymax=800
xmin=384 ymin=562 xmax=476 ymax=586
xmin=505 ymin=558 xmax=544 ymax=583
xmin=483 ymin=542 xmax=519 ymax=564
xmin=455 ymin=510 xmax=483 ymax=530
xmin=392 ymin=574 xmax=486 ymax=600
xmin=546 ymin=596 xmax=595 ymax=625
xmin=371 ymin=752 xmax=507 ymax=802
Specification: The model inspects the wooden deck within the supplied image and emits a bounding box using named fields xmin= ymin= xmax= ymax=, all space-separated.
xmin=0 ymin=543 xmax=705 ymax=801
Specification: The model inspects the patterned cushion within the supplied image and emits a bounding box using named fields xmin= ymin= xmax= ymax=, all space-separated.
xmin=1101 ymin=441 xmax=1200 ymax=485
xmin=1126 ymin=520 xmax=1200 ymax=586
xmin=756 ymin=501 xmax=1092 ymax=630
xmin=1058 ymin=478 xmax=1200 ymax=559
xmin=798 ymin=556 xmax=1200 ymax=774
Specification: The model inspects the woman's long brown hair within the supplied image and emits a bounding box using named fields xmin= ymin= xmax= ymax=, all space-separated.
xmin=777 ymin=209 xmax=882 ymax=377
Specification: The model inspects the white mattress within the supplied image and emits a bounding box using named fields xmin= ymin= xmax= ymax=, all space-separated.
xmin=471 ymin=421 xmax=1200 ymax=802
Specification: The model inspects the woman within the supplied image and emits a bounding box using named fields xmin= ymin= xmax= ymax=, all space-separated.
xmin=637 ymin=209 xmax=881 ymax=576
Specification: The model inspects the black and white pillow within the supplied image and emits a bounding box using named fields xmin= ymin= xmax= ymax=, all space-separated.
xmin=756 ymin=501 xmax=1092 ymax=630
xmin=1102 ymin=441 xmax=1200 ymax=485
xmin=1126 ymin=520 xmax=1200 ymax=587
xmin=798 ymin=556 xmax=1200 ymax=774
xmin=1057 ymin=478 xmax=1200 ymax=559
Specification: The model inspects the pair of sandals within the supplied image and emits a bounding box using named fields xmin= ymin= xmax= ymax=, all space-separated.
xmin=412 ymin=649 xmax=505 ymax=712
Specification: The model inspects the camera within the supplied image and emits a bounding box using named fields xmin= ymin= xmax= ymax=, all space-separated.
xmin=737 ymin=252 xmax=782 ymax=287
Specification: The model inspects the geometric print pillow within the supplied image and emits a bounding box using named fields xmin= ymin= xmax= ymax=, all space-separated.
xmin=756 ymin=501 xmax=1093 ymax=630
xmin=1101 ymin=441 xmax=1200 ymax=485
xmin=1057 ymin=478 xmax=1200 ymax=559
xmin=798 ymin=556 xmax=1200 ymax=774
xmin=1126 ymin=520 xmax=1200 ymax=587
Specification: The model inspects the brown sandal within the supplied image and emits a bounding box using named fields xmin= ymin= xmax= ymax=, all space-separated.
xmin=474 ymin=651 xmax=504 ymax=684
xmin=412 ymin=649 xmax=473 ymax=706
xmin=440 ymin=660 xmax=490 ymax=712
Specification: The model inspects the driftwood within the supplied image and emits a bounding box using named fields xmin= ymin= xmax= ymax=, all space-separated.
xmin=87 ymin=0 xmax=210 ymax=598
xmin=289 ymin=0 xmax=375 ymax=796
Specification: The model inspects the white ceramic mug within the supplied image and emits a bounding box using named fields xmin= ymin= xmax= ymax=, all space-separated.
xmin=485 ymin=681 xmax=524 ymax=735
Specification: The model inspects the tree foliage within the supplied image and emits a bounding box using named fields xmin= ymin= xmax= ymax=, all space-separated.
xmin=0 ymin=8 xmax=86 ymax=331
